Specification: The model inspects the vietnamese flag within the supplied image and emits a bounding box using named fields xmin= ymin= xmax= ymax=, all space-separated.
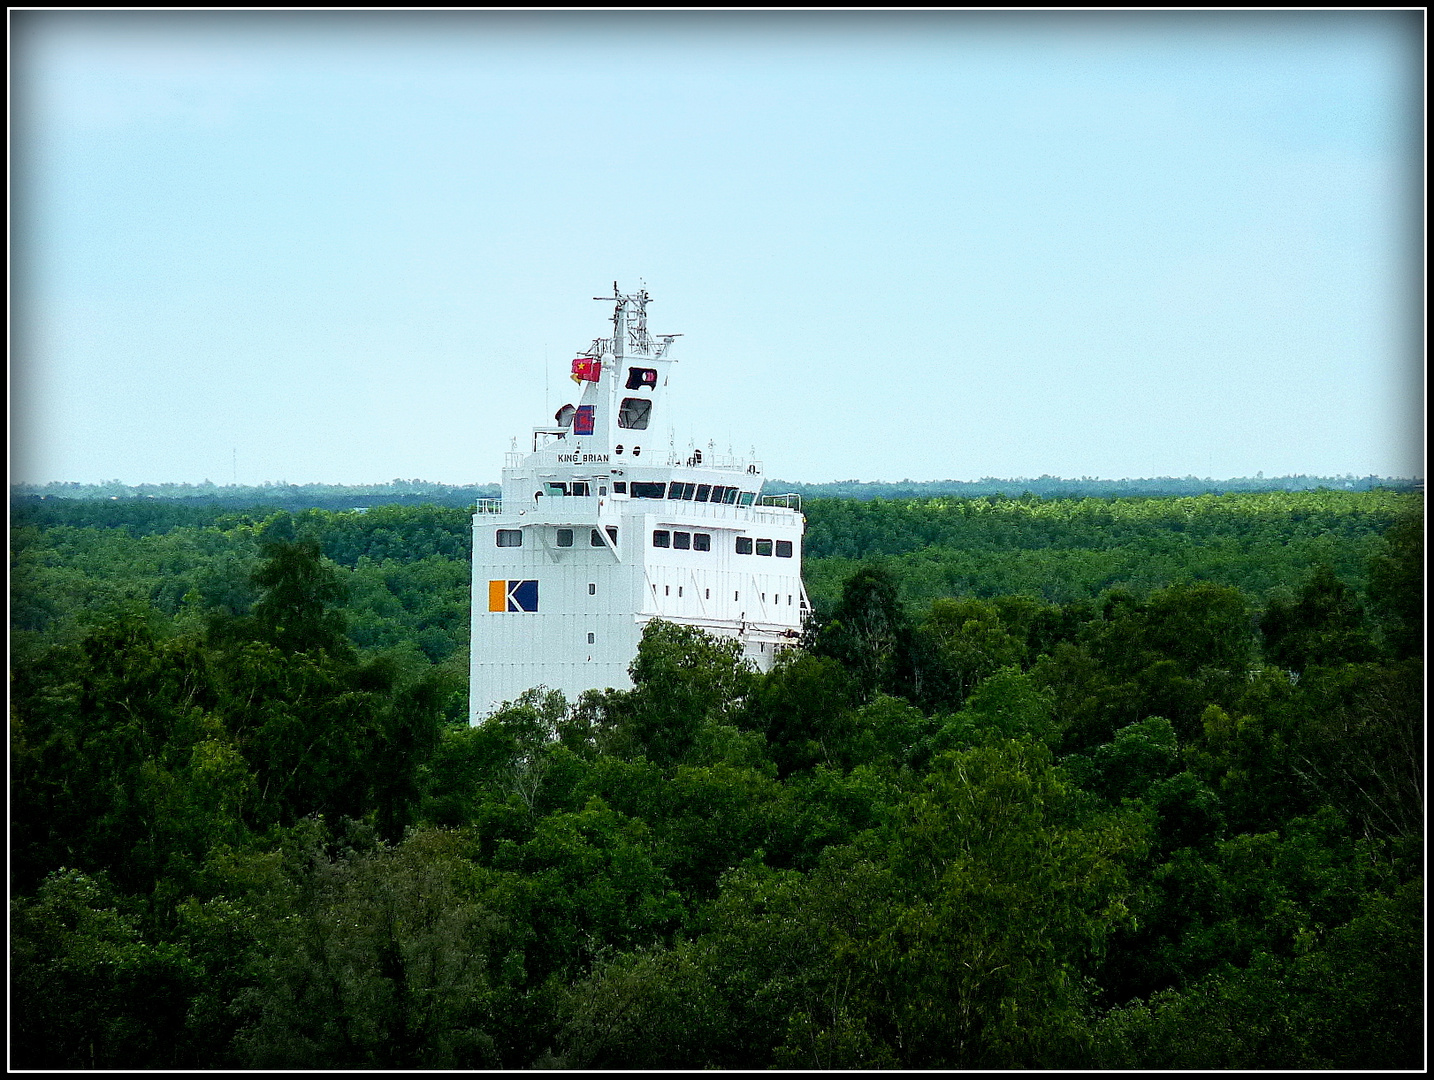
xmin=571 ymin=358 xmax=602 ymax=383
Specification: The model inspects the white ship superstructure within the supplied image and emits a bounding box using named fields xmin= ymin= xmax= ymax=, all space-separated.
xmin=470 ymin=285 xmax=808 ymax=719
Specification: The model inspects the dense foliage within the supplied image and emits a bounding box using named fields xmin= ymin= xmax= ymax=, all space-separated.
xmin=9 ymin=490 xmax=1423 ymax=1068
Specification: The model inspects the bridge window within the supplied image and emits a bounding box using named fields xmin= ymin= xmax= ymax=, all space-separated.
xmin=736 ymin=537 xmax=753 ymax=555
xmin=613 ymin=481 xmax=627 ymax=493
xmin=756 ymin=539 xmax=773 ymax=556
xmin=693 ymin=533 xmax=711 ymax=551
xmin=776 ymin=540 xmax=793 ymax=558
xmin=619 ymin=398 xmax=652 ymax=429
xmin=496 ymin=529 xmax=522 ymax=547
xmin=695 ymin=484 xmax=711 ymax=502
xmin=674 ymin=532 xmax=691 ymax=550
xmin=556 ymin=529 xmax=574 ymax=547
xmin=653 ymin=530 xmax=671 ymax=548
xmin=739 ymin=491 xmax=757 ymax=507
xmin=590 ymin=529 xmax=606 ymax=547
xmin=631 ymin=482 xmax=665 ymax=499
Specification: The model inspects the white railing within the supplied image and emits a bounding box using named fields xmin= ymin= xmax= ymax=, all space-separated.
xmin=760 ymin=492 xmax=801 ymax=511
xmin=660 ymin=451 xmax=763 ymax=473
xmin=475 ymin=498 xmax=503 ymax=514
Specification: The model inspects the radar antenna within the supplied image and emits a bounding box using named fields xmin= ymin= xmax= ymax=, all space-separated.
xmin=590 ymin=283 xmax=681 ymax=359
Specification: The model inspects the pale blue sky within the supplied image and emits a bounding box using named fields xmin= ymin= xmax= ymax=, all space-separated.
xmin=11 ymin=11 xmax=1424 ymax=486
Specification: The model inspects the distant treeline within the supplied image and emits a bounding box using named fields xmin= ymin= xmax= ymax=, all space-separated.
xmin=11 ymin=472 xmax=1420 ymax=512
xmin=767 ymin=474 xmax=1422 ymax=500
xmin=12 ymin=479 xmax=500 ymax=511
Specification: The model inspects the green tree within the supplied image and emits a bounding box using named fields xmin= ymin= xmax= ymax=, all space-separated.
xmin=741 ymin=651 xmax=859 ymax=777
xmin=596 ymin=621 xmax=754 ymax=766
xmin=870 ymin=740 xmax=1148 ymax=1066
xmin=1259 ymin=564 xmax=1375 ymax=672
xmin=12 ymin=869 xmax=202 ymax=1068
xmin=809 ymin=563 xmax=911 ymax=699
xmin=231 ymin=826 xmax=506 ymax=1068
xmin=913 ymin=597 xmax=1026 ymax=711
xmin=1365 ymin=510 xmax=1422 ymax=660
xmin=248 ymin=537 xmax=349 ymax=656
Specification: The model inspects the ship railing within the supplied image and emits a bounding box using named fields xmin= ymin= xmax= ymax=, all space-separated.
xmin=662 ymin=451 xmax=764 ymax=473
xmin=642 ymin=502 xmax=798 ymax=524
xmin=532 ymin=428 xmax=570 ymax=452
xmin=746 ymin=506 xmax=802 ymax=525
xmin=475 ymin=498 xmax=503 ymax=514
xmin=759 ymin=492 xmax=802 ymax=511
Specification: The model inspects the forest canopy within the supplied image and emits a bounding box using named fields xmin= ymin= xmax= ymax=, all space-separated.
xmin=9 ymin=488 xmax=1423 ymax=1069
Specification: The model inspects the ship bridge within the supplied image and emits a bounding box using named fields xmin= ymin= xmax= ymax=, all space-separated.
xmin=470 ymin=286 xmax=807 ymax=719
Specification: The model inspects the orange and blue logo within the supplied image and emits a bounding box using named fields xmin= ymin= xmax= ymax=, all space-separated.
xmin=488 ymin=579 xmax=539 ymax=612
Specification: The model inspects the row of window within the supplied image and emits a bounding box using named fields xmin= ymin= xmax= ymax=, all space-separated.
xmin=497 ymin=527 xmax=795 ymax=558
xmin=495 ymin=528 xmax=617 ymax=548
xmin=615 ymin=481 xmax=756 ymax=505
xmin=653 ymin=531 xmax=793 ymax=557
xmin=737 ymin=537 xmax=794 ymax=558
xmin=652 ymin=530 xmax=711 ymax=551
xmin=544 ymin=481 xmax=595 ymax=496
xmin=536 ymin=481 xmax=758 ymax=506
